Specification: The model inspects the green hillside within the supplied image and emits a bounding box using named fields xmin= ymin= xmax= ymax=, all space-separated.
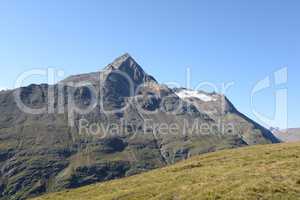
xmin=33 ymin=142 xmax=300 ymax=200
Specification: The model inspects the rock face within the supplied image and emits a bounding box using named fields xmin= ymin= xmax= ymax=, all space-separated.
xmin=0 ymin=54 xmax=279 ymax=200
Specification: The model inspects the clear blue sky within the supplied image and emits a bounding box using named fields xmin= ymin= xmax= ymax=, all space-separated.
xmin=0 ymin=0 xmax=299 ymax=128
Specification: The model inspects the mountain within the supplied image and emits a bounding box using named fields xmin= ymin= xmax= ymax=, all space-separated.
xmin=174 ymin=88 xmax=278 ymax=145
xmin=0 ymin=54 xmax=279 ymax=200
xmin=34 ymin=142 xmax=300 ymax=200
xmin=272 ymin=128 xmax=300 ymax=142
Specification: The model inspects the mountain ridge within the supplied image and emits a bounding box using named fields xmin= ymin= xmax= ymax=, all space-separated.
xmin=272 ymin=127 xmax=300 ymax=142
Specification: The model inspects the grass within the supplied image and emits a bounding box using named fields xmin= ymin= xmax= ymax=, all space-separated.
xmin=33 ymin=142 xmax=300 ymax=200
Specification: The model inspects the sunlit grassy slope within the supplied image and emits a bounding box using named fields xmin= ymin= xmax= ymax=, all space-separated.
xmin=34 ymin=142 xmax=300 ymax=200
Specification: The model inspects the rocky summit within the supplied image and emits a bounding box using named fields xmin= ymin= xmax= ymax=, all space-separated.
xmin=0 ymin=54 xmax=279 ymax=200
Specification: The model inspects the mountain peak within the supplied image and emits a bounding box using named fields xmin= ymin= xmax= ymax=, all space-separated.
xmin=61 ymin=53 xmax=157 ymax=85
xmin=120 ymin=52 xmax=132 ymax=59
xmin=105 ymin=53 xmax=136 ymax=70
xmin=103 ymin=53 xmax=157 ymax=84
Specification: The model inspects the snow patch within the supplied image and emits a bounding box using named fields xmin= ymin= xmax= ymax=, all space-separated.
xmin=176 ymin=89 xmax=217 ymax=102
xmin=0 ymin=87 xmax=7 ymax=91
